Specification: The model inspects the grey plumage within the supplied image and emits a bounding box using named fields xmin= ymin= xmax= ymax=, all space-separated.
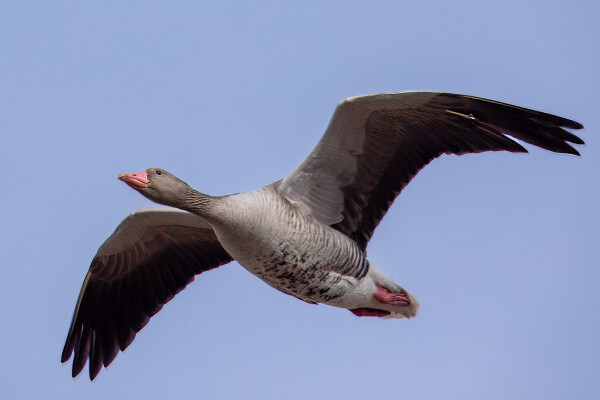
xmin=62 ymin=91 xmax=584 ymax=380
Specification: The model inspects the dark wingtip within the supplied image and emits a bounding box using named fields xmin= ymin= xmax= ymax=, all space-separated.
xmin=565 ymin=146 xmax=581 ymax=156
xmin=90 ymin=365 xmax=101 ymax=381
xmin=565 ymin=133 xmax=585 ymax=145
xmin=61 ymin=335 xmax=75 ymax=363
xmin=551 ymin=142 xmax=581 ymax=156
xmin=72 ymin=363 xmax=84 ymax=378
xmin=61 ymin=343 xmax=71 ymax=363
xmin=72 ymin=342 xmax=88 ymax=378
xmin=563 ymin=119 xmax=584 ymax=130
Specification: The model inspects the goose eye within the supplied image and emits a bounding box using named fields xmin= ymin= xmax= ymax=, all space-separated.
xmin=156 ymin=170 xmax=162 ymax=175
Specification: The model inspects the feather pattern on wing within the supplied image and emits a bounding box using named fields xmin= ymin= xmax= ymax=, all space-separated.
xmin=61 ymin=208 xmax=232 ymax=379
xmin=279 ymin=92 xmax=584 ymax=250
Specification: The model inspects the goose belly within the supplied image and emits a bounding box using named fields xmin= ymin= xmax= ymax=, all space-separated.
xmin=210 ymin=192 xmax=368 ymax=305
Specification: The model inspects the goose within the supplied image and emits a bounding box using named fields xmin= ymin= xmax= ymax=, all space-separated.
xmin=62 ymin=91 xmax=584 ymax=380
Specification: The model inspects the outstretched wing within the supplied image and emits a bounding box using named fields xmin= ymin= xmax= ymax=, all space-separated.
xmin=61 ymin=208 xmax=233 ymax=380
xmin=278 ymin=92 xmax=584 ymax=250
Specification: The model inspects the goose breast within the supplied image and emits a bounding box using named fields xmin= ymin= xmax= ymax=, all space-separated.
xmin=208 ymin=184 xmax=369 ymax=304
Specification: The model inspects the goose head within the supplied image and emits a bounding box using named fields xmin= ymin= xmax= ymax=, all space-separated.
xmin=118 ymin=168 xmax=194 ymax=208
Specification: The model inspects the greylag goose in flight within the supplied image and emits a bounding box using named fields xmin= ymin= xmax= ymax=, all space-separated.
xmin=62 ymin=91 xmax=584 ymax=379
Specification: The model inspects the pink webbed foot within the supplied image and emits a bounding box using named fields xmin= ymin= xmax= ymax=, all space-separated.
xmin=348 ymin=286 xmax=411 ymax=317
xmin=349 ymin=308 xmax=391 ymax=317
xmin=374 ymin=286 xmax=410 ymax=306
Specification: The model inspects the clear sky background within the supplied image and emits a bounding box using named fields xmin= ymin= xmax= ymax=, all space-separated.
xmin=1 ymin=1 xmax=599 ymax=399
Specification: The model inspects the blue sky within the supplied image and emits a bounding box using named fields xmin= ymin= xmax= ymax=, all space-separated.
xmin=1 ymin=1 xmax=599 ymax=399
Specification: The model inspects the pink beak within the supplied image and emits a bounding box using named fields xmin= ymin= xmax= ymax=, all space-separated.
xmin=118 ymin=170 xmax=149 ymax=189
